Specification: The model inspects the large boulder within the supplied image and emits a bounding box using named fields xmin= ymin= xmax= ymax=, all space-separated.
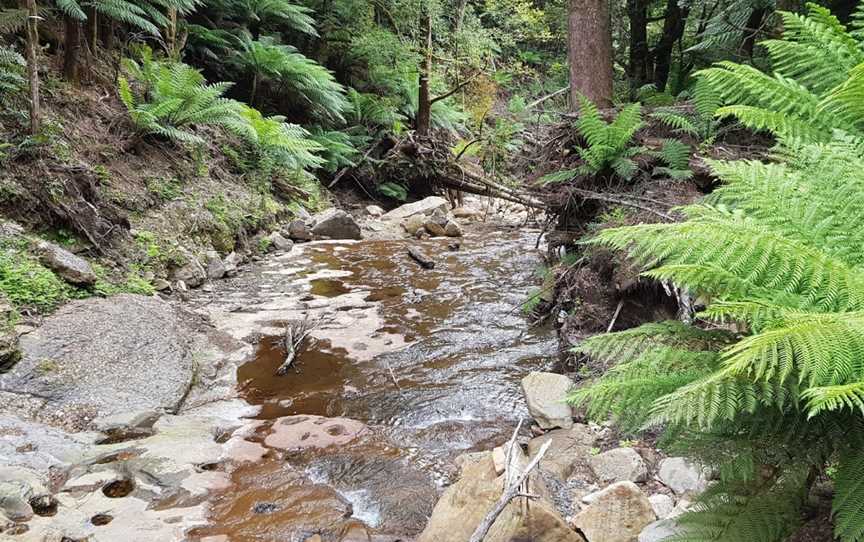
xmin=417 ymin=452 xmax=585 ymax=542
xmin=573 ymin=481 xmax=656 ymax=542
xmin=266 ymin=231 xmax=294 ymax=252
xmin=588 ymin=447 xmax=648 ymax=484
xmin=35 ymin=240 xmax=96 ymax=285
xmin=286 ymin=219 xmax=314 ymax=242
xmin=171 ymin=255 xmax=206 ymax=288
xmin=311 ymin=209 xmax=362 ymax=240
xmin=521 ymin=372 xmax=574 ymax=429
xmin=204 ymin=250 xmax=226 ymax=280
xmin=657 ymin=457 xmax=709 ymax=496
xmin=0 ymin=295 xmax=197 ymax=430
xmin=381 ymin=196 xmax=449 ymax=221
xmin=648 ymin=494 xmax=675 ymax=520
xmin=527 ymin=424 xmax=598 ymax=480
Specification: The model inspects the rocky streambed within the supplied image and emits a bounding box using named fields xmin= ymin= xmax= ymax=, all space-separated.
xmin=0 ymin=198 xmax=700 ymax=542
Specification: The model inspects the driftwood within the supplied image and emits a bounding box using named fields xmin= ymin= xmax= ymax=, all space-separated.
xmin=276 ymin=316 xmax=318 ymax=375
xmin=469 ymin=438 xmax=552 ymax=542
xmin=408 ymin=246 xmax=435 ymax=269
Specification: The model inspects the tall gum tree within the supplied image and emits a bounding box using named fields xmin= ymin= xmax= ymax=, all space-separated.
xmin=568 ymin=0 xmax=614 ymax=109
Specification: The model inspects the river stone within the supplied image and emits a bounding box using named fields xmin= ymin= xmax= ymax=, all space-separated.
xmin=286 ymin=219 xmax=314 ymax=242
xmin=264 ymin=415 xmax=369 ymax=451
xmin=424 ymin=220 xmax=447 ymax=237
xmin=365 ymin=205 xmax=385 ymax=217
xmin=311 ymin=209 xmax=362 ymax=240
xmin=223 ymin=252 xmax=241 ymax=275
xmin=381 ymin=196 xmax=448 ymax=221
xmin=527 ymin=423 xmax=598 ymax=480
xmin=444 ymin=220 xmax=463 ymax=237
xmin=588 ymin=447 xmax=648 ymax=483
xmin=452 ymin=206 xmax=480 ymax=219
xmin=402 ymin=214 xmax=426 ymax=235
xmin=648 ymin=494 xmax=675 ymax=519
xmin=171 ymin=256 xmax=206 ymax=288
xmin=417 ymin=452 xmax=585 ymax=542
xmin=0 ymin=295 xmax=197 ymax=430
xmin=572 ymin=481 xmax=656 ymax=542
xmin=639 ymin=519 xmax=683 ymax=542
xmin=521 ymin=372 xmax=574 ymax=429
xmin=658 ymin=457 xmax=709 ymax=496
xmin=266 ymin=231 xmax=294 ymax=252
xmin=204 ymin=250 xmax=226 ymax=280
xmin=35 ymin=240 xmax=97 ymax=285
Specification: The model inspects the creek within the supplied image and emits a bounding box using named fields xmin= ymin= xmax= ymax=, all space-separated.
xmin=187 ymin=228 xmax=556 ymax=541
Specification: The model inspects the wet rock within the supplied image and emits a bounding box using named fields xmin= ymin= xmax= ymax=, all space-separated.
xmin=424 ymin=220 xmax=447 ymax=237
xmin=639 ymin=519 xmax=683 ymax=542
xmin=648 ymin=494 xmax=675 ymax=519
xmin=365 ymin=205 xmax=385 ymax=217
xmin=287 ymin=219 xmax=314 ymax=242
xmin=0 ymin=414 xmax=88 ymax=473
xmin=588 ymin=447 xmax=648 ymax=483
xmin=223 ymin=252 xmax=241 ymax=275
xmin=266 ymin=232 xmax=294 ymax=252
xmin=408 ymin=246 xmax=435 ymax=269
xmin=90 ymin=409 xmax=160 ymax=434
xmin=521 ymin=372 xmax=574 ymax=429
xmin=0 ymin=295 xmax=197 ymax=430
xmin=572 ymin=481 xmax=656 ymax=542
xmin=153 ymin=278 xmax=171 ymax=291
xmin=657 ymin=457 xmax=709 ymax=496
xmin=171 ymin=256 xmax=206 ymax=288
xmin=417 ymin=452 xmax=584 ymax=542
xmin=205 ymin=250 xmax=226 ymax=280
xmin=444 ymin=220 xmax=463 ymax=237
xmin=0 ymin=467 xmax=49 ymax=523
xmin=402 ymin=214 xmax=426 ymax=236
xmin=381 ymin=196 xmax=448 ymax=221
xmin=252 ymin=502 xmax=279 ymax=514
xmin=175 ymin=279 xmax=188 ymax=292
xmin=311 ymin=209 xmax=362 ymax=240
xmin=264 ymin=415 xmax=369 ymax=451
xmin=35 ymin=240 xmax=96 ymax=285
xmin=527 ymin=424 xmax=598 ymax=480
xmin=0 ymin=480 xmax=33 ymax=521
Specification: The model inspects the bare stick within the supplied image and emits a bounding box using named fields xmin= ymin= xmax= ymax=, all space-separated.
xmin=606 ymin=299 xmax=624 ymax=333
xmin=503 ymin=418 xmax=524 ymax=486
xmin=525 ymin=86 xmax=569 ymax=111
xmin=469 ymin=440 xmax=552 ymax=542
xmin=276 ymin=316 xmax=318 ymax=375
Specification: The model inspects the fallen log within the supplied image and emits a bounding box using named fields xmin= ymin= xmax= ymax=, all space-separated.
xmin=408 ymin=246 xmax=435 ymax=269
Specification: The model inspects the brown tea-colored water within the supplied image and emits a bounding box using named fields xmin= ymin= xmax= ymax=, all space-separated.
xmin=191 ymin=230 xmax=556 ymax=541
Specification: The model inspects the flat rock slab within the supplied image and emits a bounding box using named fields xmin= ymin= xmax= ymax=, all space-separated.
xmin=264 ymin=415 xmax=369 ymax=451
xmin=573 ymin=481 xmax=656 ymax=542
xmin=381 ymin=197 xmax=448 ymax=221
xmin=0 ymin=294 xmax=196 ymax=430
xmin=588 ymin=447 xmax=648 ymax=483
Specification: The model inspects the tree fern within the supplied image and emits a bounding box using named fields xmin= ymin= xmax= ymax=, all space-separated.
xmin=697 ymin=3 xmax=864 ymax=145
xmin=569 ymin=137 xmax=864 ymax=541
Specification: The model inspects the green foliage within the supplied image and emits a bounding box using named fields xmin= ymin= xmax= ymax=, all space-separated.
xmin=240 ymin=104 xmax=324 ymax=174
xmin=569 ymin=136 xmax=864 ymax=541
xmin=119 ymin=48 xmax=248 ymax=144
xmin=0 ymin=45 xmax=24 ymax=99
xmin=377 ymin=181 xmax=408 ymax=201
xmin=697 ymin=3 xmax=864 ymax=145
xmin=541 ymin=96 xmax=644 ymax=184
xmin=0 ymin=249 xmax=70 ymax=312
xmin=53 ymin=0 xmax=200 ymax=36
xmin=651 ymin=138 xmax=693 ymax=180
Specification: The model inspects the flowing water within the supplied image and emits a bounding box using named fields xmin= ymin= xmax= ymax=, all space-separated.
xmin=188 ymin=228 xmax=556 ymax=541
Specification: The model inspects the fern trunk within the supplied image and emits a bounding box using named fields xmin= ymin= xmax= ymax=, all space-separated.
xmin=567 ymin=0 xmax=614 ymax=108
xmin=22 ymin=0 xmax=40 ymax=135
xmin=63 ymin=15 xmax=81 ymax=85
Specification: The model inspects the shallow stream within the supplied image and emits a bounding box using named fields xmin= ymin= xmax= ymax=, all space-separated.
xmin=189 ymin=228 xmax=555 ymax=540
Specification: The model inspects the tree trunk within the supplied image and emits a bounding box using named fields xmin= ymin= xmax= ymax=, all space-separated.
xmin=63 ymin=15 xmax=81 ymax=84
xmin=415 ymin=13 xmax=433 ymax=136
xmin=653 ymin=0 xmax=690 ymax=92
xmin=454 ymin=0 xmax=468 ymax=32
xmin=165 ymin=7 xmax=178 ymax=58
xmin=87 ymin=8 xmax=98 ymax=53
xmin=627 ymin=0 xmax=649 ymax=98
xmin=567 ymin=0 xmax=614 ymax=109
xmin=23 ymin=0 xmax=40 ymax=135
xmin=740 ymin=7 xmax=766 ymax=58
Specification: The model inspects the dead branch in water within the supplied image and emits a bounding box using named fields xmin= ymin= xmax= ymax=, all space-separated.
xmin=469 ymin=438 xmax=552 ymax=542
xmin=276 ymin=316 xmax=320 ymax=375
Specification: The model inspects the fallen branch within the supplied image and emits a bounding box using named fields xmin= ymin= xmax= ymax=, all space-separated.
xmin=526 ymin=86 xmax=569 ymax=111
xmin=276 ymin=316 xmax=318 ymax=375
xmin=563 ymin=187 xmax=676 ymax=221
xmin=469 ymin=439 xmax=552 ymax=542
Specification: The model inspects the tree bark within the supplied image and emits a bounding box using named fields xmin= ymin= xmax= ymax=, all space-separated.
xmin=165 ymin=7 xmax=178 ymax=58
xmin=567 ymin=0 xmax=614 ymax=109
xmin=415 ymin=12 xmax=433 ymax=135
xmin=652 ymin=0 xmax=690 ymax=92
xmin=627 ymin=0 xmax=650 ymax=98
xmin=740 ymin=7 xmax=766 ymax=58
xmin=87 ymin=7 xmax=98 ymax=53
xmin=23 ymin=0 xmax=40 ymax=135
xmin=63 ymin=15 xmax=81 ymax=85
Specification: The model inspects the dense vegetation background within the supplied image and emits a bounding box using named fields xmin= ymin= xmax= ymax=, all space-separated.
xmin=3 ymin=0 xmax=864 ymax=540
